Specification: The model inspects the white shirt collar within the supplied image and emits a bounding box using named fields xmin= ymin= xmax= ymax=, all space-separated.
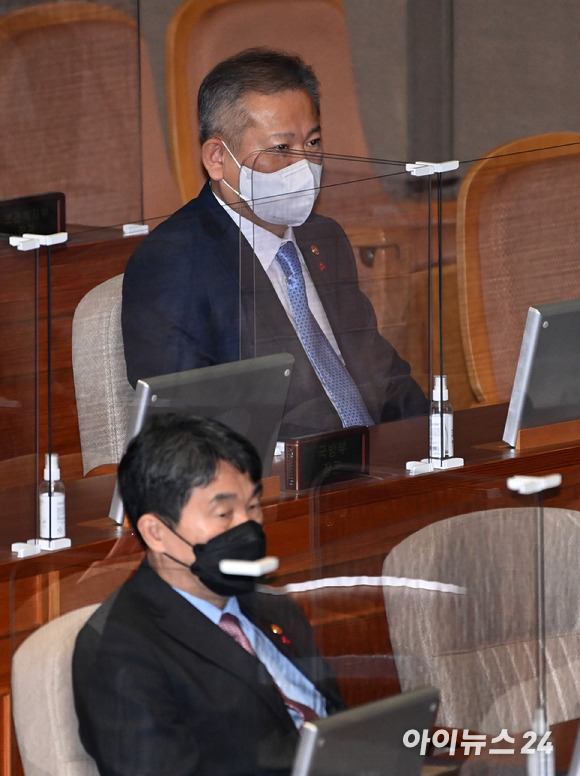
xmin=172 ymin=586 xmax=241 ymax=624
xmin=213 ymin=189 xmax=295 ymax=270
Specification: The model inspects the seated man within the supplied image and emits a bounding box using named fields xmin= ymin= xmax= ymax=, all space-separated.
xmin=122 ymin=48 xmax=427 ymax=438
xmin=73 ymin=414 xmax=344 ymax=776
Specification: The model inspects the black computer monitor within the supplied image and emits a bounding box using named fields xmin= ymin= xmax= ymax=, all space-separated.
xmin=109 ymin=353 xmax=294 ymax=524
xmin=503 ymin=298 xmax=580 ymax=447
xmin=291 ymin=686 xmax=439 ymax=776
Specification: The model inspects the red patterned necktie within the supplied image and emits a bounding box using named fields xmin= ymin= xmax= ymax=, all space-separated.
xmin=219 ymin=612 xmax=317 ymax=725
xmin=219 ymin=612 xmax=256 ymax=653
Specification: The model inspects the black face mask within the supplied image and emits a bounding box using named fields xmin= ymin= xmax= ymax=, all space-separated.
xmin=166 ymin=520 xmax=268 ymax=597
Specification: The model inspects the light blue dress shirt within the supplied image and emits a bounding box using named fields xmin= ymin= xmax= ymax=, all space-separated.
xmin=174 ymin=588 xmax=327 ymax=727
xmin=218 ymin=194 xmax=344 ymax=358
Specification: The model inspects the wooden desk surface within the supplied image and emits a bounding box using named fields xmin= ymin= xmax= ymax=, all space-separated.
xmin=3 ymin=402 xmax=580 ymax=573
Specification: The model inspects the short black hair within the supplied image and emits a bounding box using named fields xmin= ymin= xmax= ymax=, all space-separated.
xmin=118 ymin=414 xmax=262 ymax=539
xmin=198 ymin=47 xmax=320 ymax=148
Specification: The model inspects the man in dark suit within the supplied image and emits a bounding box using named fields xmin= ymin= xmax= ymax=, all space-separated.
xmin=73 ymin=413 xmax=344 ymax=776
xmin=122 ymin=48 xmax=427 ymax=438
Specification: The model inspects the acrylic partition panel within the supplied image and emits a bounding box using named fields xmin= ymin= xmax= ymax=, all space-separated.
xmin=0 ymin=0 xmax=183 ymax=540
xmin=233 ymin=138 xmax=580 ymax=466
xmin=0 ymin=220 xmax=144 ymax=542
xmin=290 ymin=470 xmax=580 ymax=776
xmin=0 ymin=235 xmax=38 ymax=540
xmin=236 ymin=149 xmax=451 ymax=444
xmin=6 ymin=440 xmax=580 ymax=775
xmin=0 ymin=0 xmax=143 ymax=533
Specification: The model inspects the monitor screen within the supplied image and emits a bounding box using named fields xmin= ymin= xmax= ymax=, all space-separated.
xmin=109 ymin=353 xmax=294 ymax=524
xmin=503 ymin=298 xmax=580 ymax=447
xmin=291 ymin=686 xmax=439 ymax=776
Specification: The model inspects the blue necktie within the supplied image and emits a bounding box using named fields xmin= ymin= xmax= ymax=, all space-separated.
xmin=275 ymin=241 xmax=373 ymax=427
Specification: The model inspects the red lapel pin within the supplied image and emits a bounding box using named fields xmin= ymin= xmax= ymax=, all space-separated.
xmin=270 ymin=623 xmax=292 ymax=645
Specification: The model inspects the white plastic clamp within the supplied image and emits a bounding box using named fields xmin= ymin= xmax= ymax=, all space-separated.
xmin=506 ymin=473 xmax=562 ymax=495
xmin=406 ymin=160 xmax=460 ymax=177
xmin=123 ymin=223 xmax=150 ymax=236
xmin=9 ymin=236 xmax=42 ymax=251
xmin=22 ymin=232 xmax=68 ymax=246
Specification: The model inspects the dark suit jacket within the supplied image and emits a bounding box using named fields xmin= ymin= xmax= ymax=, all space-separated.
xmin=122 ymin=183 xmax=427 ymax=437
xmin=73 ymin=560 xmax=344 ymax=776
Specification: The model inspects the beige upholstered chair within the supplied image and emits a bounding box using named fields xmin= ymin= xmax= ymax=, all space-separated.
xmin=382 ymin=507 xmax=580 ymax=735
xmin=456 ymin=132 xmax=580 ymax=405
xmin=12 ymin=605 xmax=100 ymax=776
xmin=0 ymin=1 xmax=181 ymax=227
xmin=72 ymin=274 xmax=134 ymax=475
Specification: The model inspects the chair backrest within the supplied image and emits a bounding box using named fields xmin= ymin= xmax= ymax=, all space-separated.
xmin=165 ymin=0 xmax=379 ymax=204
xmin=0 ymin=1 xmax=181 ymax=227
xmin=72 ymin=274 xmax=134 ymax=475
xmin=12 ymin=604 xmax=100 ymax=776
xmin=382 ymin=507 xmax=580 ymax=734
xmin=456 ymin=132 xmax=580 ymax=404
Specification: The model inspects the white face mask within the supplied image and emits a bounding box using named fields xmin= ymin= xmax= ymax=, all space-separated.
xmin=222 ymin=143 xmax=322 ymax=227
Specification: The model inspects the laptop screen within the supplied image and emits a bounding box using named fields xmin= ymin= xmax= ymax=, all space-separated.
xmin=291 ymin=686 xmax=440 ymax=776
xmin=109 ymin=353 xmax=294 ymax=523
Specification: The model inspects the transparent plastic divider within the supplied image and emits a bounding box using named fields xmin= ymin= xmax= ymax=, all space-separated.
xmin=0 ymin=235 xmax=38 ymax=542
xmin=288 ymin=465 xmax=580 ymax=775
xmin=232 ymin=137 xmax=580 ymax=467
xmin=0 ymin=0 xmax=167 ymax=543
xmin=237 ymin=149 xmax=439 ymax=444
xmin=1 ymin=217 xmax=147 ymax=548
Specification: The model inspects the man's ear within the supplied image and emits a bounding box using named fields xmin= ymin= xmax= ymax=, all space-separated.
xmin=137 ymin=513 xmax=167 ymax=552
xmin=202 ymin=138 xmax=225 ymax=181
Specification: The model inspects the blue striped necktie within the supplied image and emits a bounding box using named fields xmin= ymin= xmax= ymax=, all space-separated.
xmin=275 ymin=241 xmax=373 ymax=427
